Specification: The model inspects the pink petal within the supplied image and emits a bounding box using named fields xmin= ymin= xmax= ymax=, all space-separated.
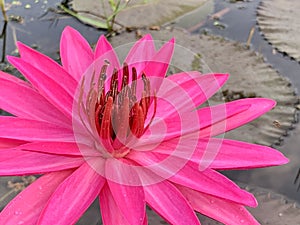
xmin=0 ymin=117 xmax=74 ymax=142
xmin=106 ymin=158 xmax=146 ymax=225
xmin=38 ymin=161 xmax=106 ymax=225
xmin=94 ymin=35 xmax=120 ymax=67
xmin=7 ymin=56 xmax=73 ymax=118
xmin=142 ymin=38 xmax=174 ymax=90
xmin=0 ymin=149 xmax=83 ymax=175
xmin=135 ymin=136 xmax=288 ymax=170
xmin=16 ymin=142 xmax=91 ymax=156
xmin=168 ymin=164 xmax=257 ymax=207
xmin=92 ymin=36 xmax=122 ymax=92
xmin=0 ymin=138 xmax=26 ymax=149
xmin=130 ymin=151 xmax=257 ymax=207
xmin=60 ymin=26 xmax=94 ymax=81
xmin=0 ymin=71 xmax=70 ymax=127
xmin=199 ymin=98 xmax=276 ymax=137
xmin=177 ymin=184 xmax=260 ymax=225
xmin=99 ymin=183 xmax=132 ymax=225
xmin=124 ymin=34 xmax=156 ymax=74
xmin=144 ymin=98 xmax=275 ymax=144
xmin=166 ymin=72 xmax=229 ymax=107
xmin=140 ymin=73 xmax=229 ymax=143
xmin=201 ymin=138 xmax=289 ymax=170
xmin=144 ymin=180 xmax=200 ymax=225
xmin=17 ymin=42 xmax=77 ymax=96
xmin=94 ymin=35 xmax=122 ymax=91
xmin=0 ymin=170 xmax=73 ymax=225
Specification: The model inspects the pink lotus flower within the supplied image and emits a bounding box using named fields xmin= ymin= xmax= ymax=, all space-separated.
xmin=0 ymin=26 xmax=288 ymax=225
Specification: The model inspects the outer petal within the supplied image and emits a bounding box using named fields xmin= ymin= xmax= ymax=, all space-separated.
xmin=7 ymin=57 xmax=73 ymax=118
xmin=0 ymin=71 xmax=70 ymax=127
xmin=99 ymin=183 xmax=132 ymax=225
xmin=144 ymin=98 xmax=275 ymax=144
xmin=124 ymin=37 xmax=175 ymax=99
xmin=0 ymin=138 xmax=26 ymax=149
xmin=177 ymin=185 xmax=260 ymax=225
xmin=17 ymin=42 xmax=77 ymax=96
xmin=140 ymin=73 xmax=229 ymax=143
xmin=166 ymin=72 xmax=229 ymax=107
xmin=202 ymin=138 xmax=289 ymax=170
xmin=199 ymin=98 xmax=276 ymax=137
xmin=17 ymin=141 xmax=100 ymax=157
xmin=94 ymin=35 xmax=122 ymax=91
xmin=106 ymin=158 xmax=146 ymax=225
xmin=94 ymin=35 xmax=120 ymax=68
xmin=141 ymin=38 xmax=175 ymax=90
xmin=144 ymin=180 xmax=200 ymax=225
xmin=134 ymin=137 xmax=288 ymax=170
xmin=60 ymin=26 xmax=94 ymax=81
xmin=168 ymin=164 xmax=257 ymax=207
xmin=0 ymin=117 xmax=74 ymax=142
xmin=129 ymin=151 xmax=257 ymax=207
xmin=124 ymin=34 xmax=156 ymax=74
xmin=0 ymin=170 xmax=73 ymax=225
xmin=0 ymin=149 xmax=83 ymax=175
xmin=38 ymin=161 xmax=106 ymax=225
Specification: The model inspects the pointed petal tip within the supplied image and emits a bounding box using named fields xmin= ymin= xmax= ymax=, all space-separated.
xmin=16 ymin=42 xmax=36 ymax=58
xmin=141 ymin=33 xmax=153 ymax=41
xmin=61 ymin=26 xmax=79 ymax=40
xmin=257 ymin=98 xmax=276 ymax=108
xmin=169 ymin=37 xmax=175 ymax=44
xmin=16 ymin=41 xmax=25 ymax=49
xmin=234 ymin=97 xmax=276 ymax=111
xmin=6 ymin=55 xmax=17 ymax=64
xmin=215 ymin=73 xmax=230 ymax=78
xmin=247 ymin=192 xmax=258 ymax=208
xmin=99 ymin=35 xmax=108 ymax=42
xmin=274 ymin=152 xmax=289 ymax=165
xmin=211 ymin=73 xmax=230 ymax=84
xmin=63 ymin=25 xmax=75 ymax=33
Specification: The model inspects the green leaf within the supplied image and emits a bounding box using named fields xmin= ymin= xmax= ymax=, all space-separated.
xmin=59 ymin=4 xmax=108 ymax=29
xmin=108 ymin=0 xmax=117 ymax=11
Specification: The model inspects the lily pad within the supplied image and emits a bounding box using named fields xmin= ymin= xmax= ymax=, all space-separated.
xmin=70 ymin=0 xmax=211 ymax=29
xmin=110 ymin=28 xmax=298 ymax=146
xmin=257 ymin=0 xmax=300 ymax=62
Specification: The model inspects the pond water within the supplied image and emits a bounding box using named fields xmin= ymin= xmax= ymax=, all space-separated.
xmin=0 ymin=0 xmax=300 ymax=224
xmin=187 ymin=0 xmax=300 ymax=205
xmin=1 ymin=0 xmax=103 ymax=59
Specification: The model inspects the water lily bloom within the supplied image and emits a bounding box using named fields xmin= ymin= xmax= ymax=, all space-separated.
xmin=0 ymin=26 xmax=288 ymax=225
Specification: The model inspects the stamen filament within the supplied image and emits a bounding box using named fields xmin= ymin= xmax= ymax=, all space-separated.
xmin=91 ymin=63 xmax=157 ymax=158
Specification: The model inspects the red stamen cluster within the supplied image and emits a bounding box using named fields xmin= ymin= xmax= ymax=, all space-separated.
xmin=94 ymin=63 xmax=156 ymax=156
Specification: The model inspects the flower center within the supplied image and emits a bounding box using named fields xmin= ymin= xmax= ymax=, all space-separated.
xmin=92 ymin=63 xmax=156 ymax=158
